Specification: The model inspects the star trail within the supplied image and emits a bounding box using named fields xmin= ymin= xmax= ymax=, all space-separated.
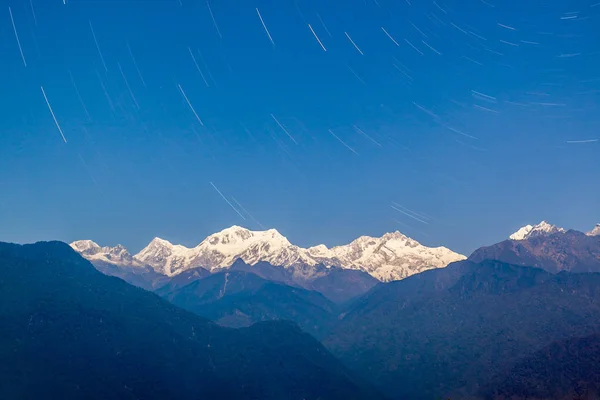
xmin=0 ymin=0 xmax=598 ymax=254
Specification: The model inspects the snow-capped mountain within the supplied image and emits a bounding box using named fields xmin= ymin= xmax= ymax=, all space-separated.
xmin=70 ymin=240 xmax=143 ymax=267
xmin=587 ymin=224 xmax=600 ymax=237
xmin=509 ymin=221 xmax=566 ymax=241
xmin=471 ymin=223 xmax=600 ymax=274
xmin=72 ymin=226 xmax=466 ymax=282
xmin=135 ymin=227 xmax=316 ymax=277
xmin=308 ymin=231 xmax=465 ymax=281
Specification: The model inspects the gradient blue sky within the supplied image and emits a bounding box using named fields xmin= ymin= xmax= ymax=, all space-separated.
xmin=1 ymin=0 xmax=599 ymax=255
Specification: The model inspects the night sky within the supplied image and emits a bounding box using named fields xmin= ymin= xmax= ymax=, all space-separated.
xmin=1 ymin=0 xmax=599 ymax=255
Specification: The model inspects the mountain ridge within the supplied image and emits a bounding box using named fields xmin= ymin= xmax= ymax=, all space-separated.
xmin=72 ymin=225 xmax=466 ymax=282
xmin=324 ymin=260 xmax=600 ymax=399
xmin=159 ymin=270 xmax=338 ymax=339
xmin=471 ymin=226 xmax=600 ymax=274
xmin=508 ymin=220 xmax=600 ymax=241
xmin=509 ymin=220 xmax=566 ymax=241
xmin=0 ymin=240 xmax=384 ymax=400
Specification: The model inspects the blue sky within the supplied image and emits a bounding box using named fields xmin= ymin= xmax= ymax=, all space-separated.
xmin=0 ymin=0 xmax=599 ymax=255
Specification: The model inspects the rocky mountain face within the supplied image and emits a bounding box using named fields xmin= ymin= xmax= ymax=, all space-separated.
xmin=72 ymin=225 xmax=466 ymax=282
xmin=470 ymin=221 xmax=600 ymax=273
xmin=508 ymin=220 xmax=566 ymax=240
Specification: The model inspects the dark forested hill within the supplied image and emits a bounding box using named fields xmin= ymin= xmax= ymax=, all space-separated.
xmin=325 ymin=260 xmax=600 ymax=400
xmin=227 ymin=260 xmax=379 ymax=304
xmin=0 ymin=241 xmax=384 ymax=400
xmin=482 ymin=332 xmax=600 ymax=400
xmin=158 ymin=270 xmax=338 ymax=338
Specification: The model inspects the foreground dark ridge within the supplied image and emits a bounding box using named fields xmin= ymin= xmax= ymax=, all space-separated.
xmin=0 ymin=241 xmax=384 ymax=400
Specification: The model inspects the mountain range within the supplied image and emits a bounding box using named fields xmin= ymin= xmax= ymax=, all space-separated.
xmin=472 ymin=221 xmax=600 ymax=273
xmin=72 ymin=221 xmax=600 ymax=288
xmin=6 ymin=219 xmax=600 ymax=399
xmin=508 ymin=220 xmax=567 ymax=240
xmin=71 ymin=225 xmax=466 ymax=282
xmin=510 ymin=220 xmax=600 ymax=240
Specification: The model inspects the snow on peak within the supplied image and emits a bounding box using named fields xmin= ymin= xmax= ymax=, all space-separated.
xmin=587 ymin=224 xmax=600 ymax=237
xmin=202 ymin=226 xmax=291 ymax=250
xmin=509 ymin=225 xmax=534 ymax=241
xmin=132 ymin=227 xmax=304 ymax=276
xmin=509 ymin=220 xmax=566 ymax=240
xmin=73 ymin=226 xmax=466 ymax=282
xmin=186 ymin=226 xmax=307 ymax=275
xmin=148 ymin=237 xmax=177 ymax=248
xmin=307 ymin=244 xmax=330 ymax=257
xmin=70 ymin=240 xmax=101 ymax=255
xmin=383 ymin=230 xmax=409 ymax=240
xmin=134 ymin=237 xmax=190 ymax=275
xmin=70 ymin=240 xmax=141 ymax=267
xmin=317 ymin=229 xmax=466 ymax=281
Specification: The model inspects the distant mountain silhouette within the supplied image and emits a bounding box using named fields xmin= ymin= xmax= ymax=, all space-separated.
xmin=325 ymin=260 xmax=600 ymax=400
xmin=0 ymin=241 xmax=384 ymax=400
xmin=158 ymin=270 xmax=338 ymax=338
xmin=308 ymin=267 xmax=381 ymax=304
xmin=470 ymin=229 xmax=600 ymax=273
xmin=84 ymin=254 xmax=378 ymax=305
xmin=153 ymin=267 xmax=211 ymax=293
xmin=483 ymin=333 xmax=600 ymax=400
xmin=91 ymin=259 xmax=171 ymax=291
xmin=227 ymin=259 xmax=380 ymax=303
xmin=344 ymin=260 xmax=477 ymax=316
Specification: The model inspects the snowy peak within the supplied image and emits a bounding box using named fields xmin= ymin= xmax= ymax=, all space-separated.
xmin=322 ymin=230 xmax=466 ymax=282
xmin=189 ymin=226 xmax=310 ymax=275
xmin=148 ymin=237 xmax=177 ymax=248
xmin=200 ymin=226 xmax=292 ymax=252
xmin=131 ymin=227 xmax=301 ymax=276
xmin=70 ymin=240 xmax=102 ymax=256
xmin=307 ymin=244 xmax=330 ymax=257
xmin=509 ymin=221 xmax=566 ymax=241
xmin=70 ymin=240 xmax=140 ymax=267
xmin=72 ymin=226 xmax=466 ymax=282
xmin=134 ymin=237 xmax=190 ymax=275
xmin=588 ymin=224 xmax=600 ymax=237
xmin=509 ymin=225 xmax=534 ymax=241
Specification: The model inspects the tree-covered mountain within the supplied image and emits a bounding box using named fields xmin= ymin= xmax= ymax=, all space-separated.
xmin=227 ymin=259 xmax=380 ymax=304
xmin=158 ymin=270 xmax=338 ymax=339
xmin=91 ymin=259 xmax=171 ymax=291
xmin=483 ymin=333 xmax=600 ymax=400
xmin=152 ymin=267 xmax=211 ymax=293
xmin=324 ymin=260 xmax=600 ymax=400
xmin=0 ymin=241 xmax=384 ymax=400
